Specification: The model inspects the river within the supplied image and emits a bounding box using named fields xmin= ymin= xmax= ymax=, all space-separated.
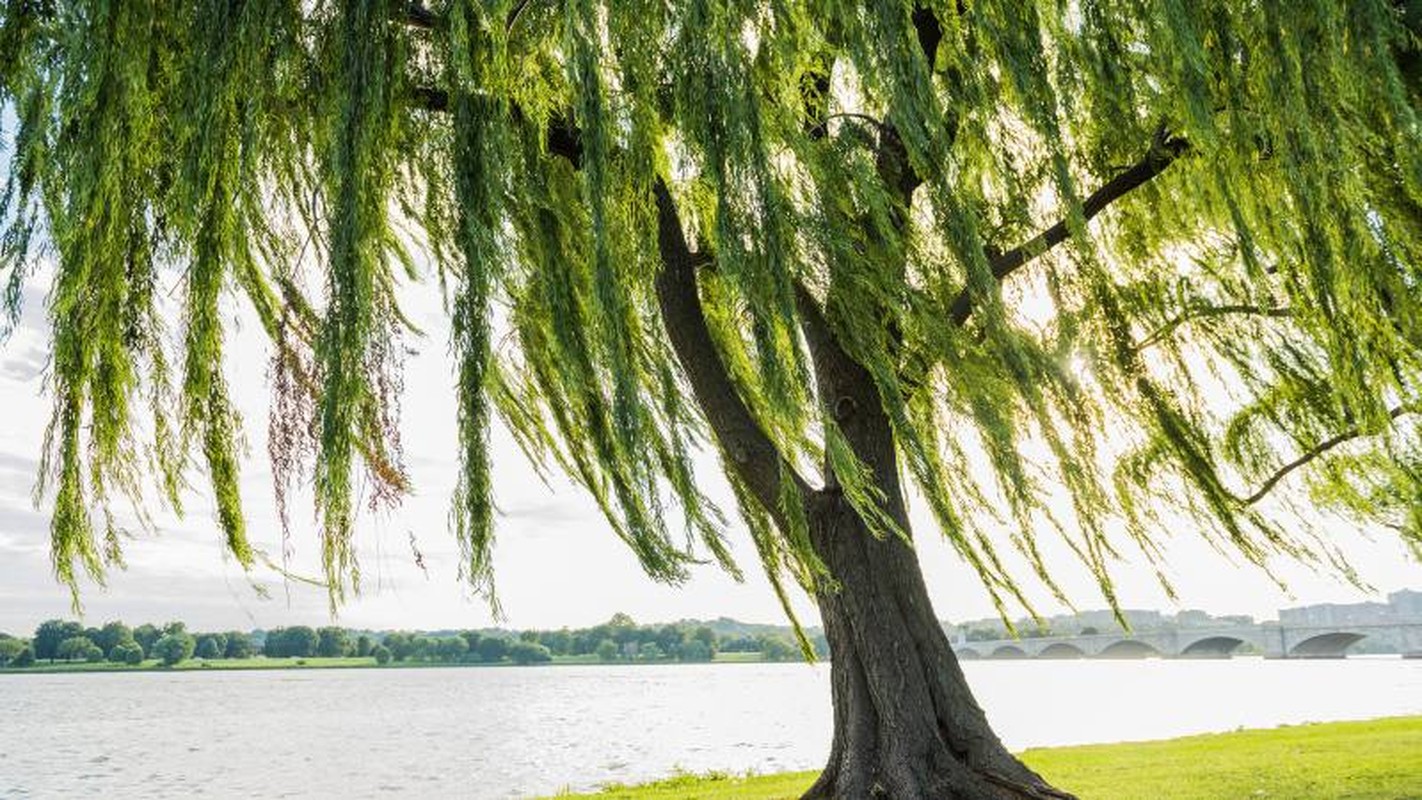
xmin=1 ymin=658 xmax=1418 ymax=798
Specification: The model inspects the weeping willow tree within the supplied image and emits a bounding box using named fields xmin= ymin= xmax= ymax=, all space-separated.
xmin=4 ymin=0 xmax=1422 ymax=796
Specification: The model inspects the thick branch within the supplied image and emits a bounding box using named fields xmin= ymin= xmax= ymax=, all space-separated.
xmin=653 ymin=181 xmax=810 ymax=518
xmin=410 ymin=86 xmax=449 ymax=112
xmin=1241 ymin=403 xmax=1418 ymax=506
xmin=403 ymin=2 xmax=438 ymax=29
xmin=404 ymin=2 xmax=530 ymax=34
xmin=948 ymin=133 xmax=1189 ymax=325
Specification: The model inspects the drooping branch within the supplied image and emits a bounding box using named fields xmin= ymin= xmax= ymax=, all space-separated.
xmin=402 ymin=77 xmax=793 ymax=518
xmin=1240 ymin=403 xmax=1419 ymax=506
xmin=1135 ymin=303 xmax=1292 ymax=351
xmin=948 ymin=131 xmax=1189 ymax=325
xmin=653 ymin=181 xmax=811 ymax=519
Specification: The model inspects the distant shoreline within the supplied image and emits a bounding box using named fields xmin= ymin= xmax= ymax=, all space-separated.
xmin=0 ymin=652 xmax=787 ymax=675
xmin=6 ymin=651 xmax=1417 ymax=676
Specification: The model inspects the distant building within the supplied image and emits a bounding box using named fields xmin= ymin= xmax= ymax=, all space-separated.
xmin=1175 ymin=610 xmax=1213 ymax=628
xmin=1388 ymin=590 xmax=1422 ymax=620
xmin=1279 ymin=602 xmax=1388 ymax=626
xmin=1278 ymin=591 xmax=1422 ymax=627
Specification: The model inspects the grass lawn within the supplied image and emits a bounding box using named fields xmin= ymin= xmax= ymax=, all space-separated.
xmin=545 ymin=716 xmax=1422 ymax=799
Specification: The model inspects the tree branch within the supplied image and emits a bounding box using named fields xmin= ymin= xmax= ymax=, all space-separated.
xmin=403 ymin=2 xmax=439 ymax=30
xmin=653 ymin=181 xmax=811 ymax=519
xmin=1135 ymin=304 xmax=1292 ymax=352
xmin=1241 ymin=403 xmax=1418 ymax=506
xmin=409 ymin=86 xmax=449 ymax=112
xmin=948 ymin=132 xmax=1189 ymax=325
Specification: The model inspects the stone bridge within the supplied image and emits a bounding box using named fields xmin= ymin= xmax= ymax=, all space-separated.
xmin=952 ymin=623 xmax=1422 ymax=660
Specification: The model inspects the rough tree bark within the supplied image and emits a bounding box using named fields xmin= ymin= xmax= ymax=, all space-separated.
xmin=653 ymin=179 xmax=1074 ymax=799
xmin=804 ymin=496 xmax=1070 ymax=800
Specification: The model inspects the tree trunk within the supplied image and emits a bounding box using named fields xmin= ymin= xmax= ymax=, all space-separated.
xmin=792 ymin=287 xmax=1073 ymax=799
xmin=801 ymin=494 xmax=1073 ymax=799
xmin=648 ymin=175 xmax=1073 ymax=799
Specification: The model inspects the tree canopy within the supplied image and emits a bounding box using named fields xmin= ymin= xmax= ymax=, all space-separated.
xmin=2 ymin=0 xmax=1421 ymax=622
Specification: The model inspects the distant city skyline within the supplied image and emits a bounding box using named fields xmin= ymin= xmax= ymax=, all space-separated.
xmin=2 ymin=266 xmax=1420 ymax=635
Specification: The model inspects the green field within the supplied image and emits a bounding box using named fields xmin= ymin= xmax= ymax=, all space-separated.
xmin=545 ymin=716 xmax=1422 ymax=799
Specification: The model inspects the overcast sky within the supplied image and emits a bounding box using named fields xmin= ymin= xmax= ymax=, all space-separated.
xmin=1 ymin=254 xmax=1419 ymax=637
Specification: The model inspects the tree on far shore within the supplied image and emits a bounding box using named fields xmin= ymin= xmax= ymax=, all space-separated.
xmin=56 ymin=636 xmax=94 ymax=663
xmin=0 ymin=638 xmax=26 ymax=666
xmin=152 ymin=633 xmax=196 ymax=667
xmin=110 ymin=641 xmax=144 ymax=665
xmin=32 ymin=621 xmax=83 ymax=663
xmin=224 ymin=632 xmax=255 ymax=659
xmin=595 ymin=640 xmax=619 ymax=663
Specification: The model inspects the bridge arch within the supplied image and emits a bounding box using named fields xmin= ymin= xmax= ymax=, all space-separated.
xmin=954 ymin=647 xmax=982 ymax=660
xmin=990 ymin=645 xmax=1028 ymax=659
xmin=1289 ymin=632 xmax=1366 ymax=658
xmin=1180 ymin=636 xmax=1245 ymax=658
xmin=1098 ymin=640 xmax=1160 ymax=659
xmin=1038 ymin=642 xmax=1086 ymax=659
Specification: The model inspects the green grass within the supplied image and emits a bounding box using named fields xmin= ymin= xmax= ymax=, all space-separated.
xmin=545 ymin=717 xmax=1422 ymax=799
xmin=712 ymin=651 xmax=769 ymax=663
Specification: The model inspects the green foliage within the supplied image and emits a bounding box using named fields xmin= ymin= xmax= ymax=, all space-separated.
xmin=93 ymin=621 xmax=130 ymax=655
xmin=372 ymin=644 xmax=392 ymax=665
xmin=4 ymin=0 xmax=1422 ymax=623
xmin=508 ymin=640 xmax=553 ymax=665
xmin=678 ymin=640 xmax=713 ymax=662
xmin=264 ymin=626 xmax=319 ymax=658
xmin=435 ymin=636 xmax=468 ymax=661
xmin=223 ymin=631 xmax=255 ymax=659
xmin=0 ymin=637 xmax=25 ymax=665
xmin=55 ymin=635 xmax=94 ymax=662
xmin=109 ymin=640 xmax=144 ymax=665
xmin=477 ymin=636 xmax=510 ymax=663
xmin=32 ymin=620 xmax=83 ymax=661
xmin=316 ymin=626 xmax=351 ymax=658
xmin=194 ymin=636 xmax=223 ymax=660
xmin=12 ymin=647 xmax=35 ymax=667
xmin=755 ymin=635 xmax=798 ymax=663
xmin=132 ymin=624 xmax=161 ymax=654
xmin=381 ymin=631 xmax=416 ymax=661
xmin=595 ymin=639 xmax=619 ymax=662
xmin=152 ymin=633 xmax=196 ymax=666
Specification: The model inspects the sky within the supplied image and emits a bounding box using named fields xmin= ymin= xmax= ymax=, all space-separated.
xmin=0 ymin=255 xmax=1419 ymax=638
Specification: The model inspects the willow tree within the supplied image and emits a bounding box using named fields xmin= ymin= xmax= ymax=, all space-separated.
xmin=4 ymin=0 xmax=1422 ymax=796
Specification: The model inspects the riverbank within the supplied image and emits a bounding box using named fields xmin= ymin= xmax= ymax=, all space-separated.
xmin=543 ymin=716 xmax=1422 ymax=799
xmin=0 ymin=651 xmax=781 ymax=674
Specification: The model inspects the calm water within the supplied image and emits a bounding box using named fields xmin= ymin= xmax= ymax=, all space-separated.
xmin=1 ymin=658 xmax=1419 ymax=798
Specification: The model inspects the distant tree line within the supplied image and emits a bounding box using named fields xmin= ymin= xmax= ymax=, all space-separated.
xmin=1 ymin=614 xmax=817 ymax=669
xmin=0 ymin=619 xmax=259 ymax=668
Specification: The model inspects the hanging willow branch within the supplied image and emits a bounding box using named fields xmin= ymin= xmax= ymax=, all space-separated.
xmin=3 ymin=0 xmax=1421 ymax=613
